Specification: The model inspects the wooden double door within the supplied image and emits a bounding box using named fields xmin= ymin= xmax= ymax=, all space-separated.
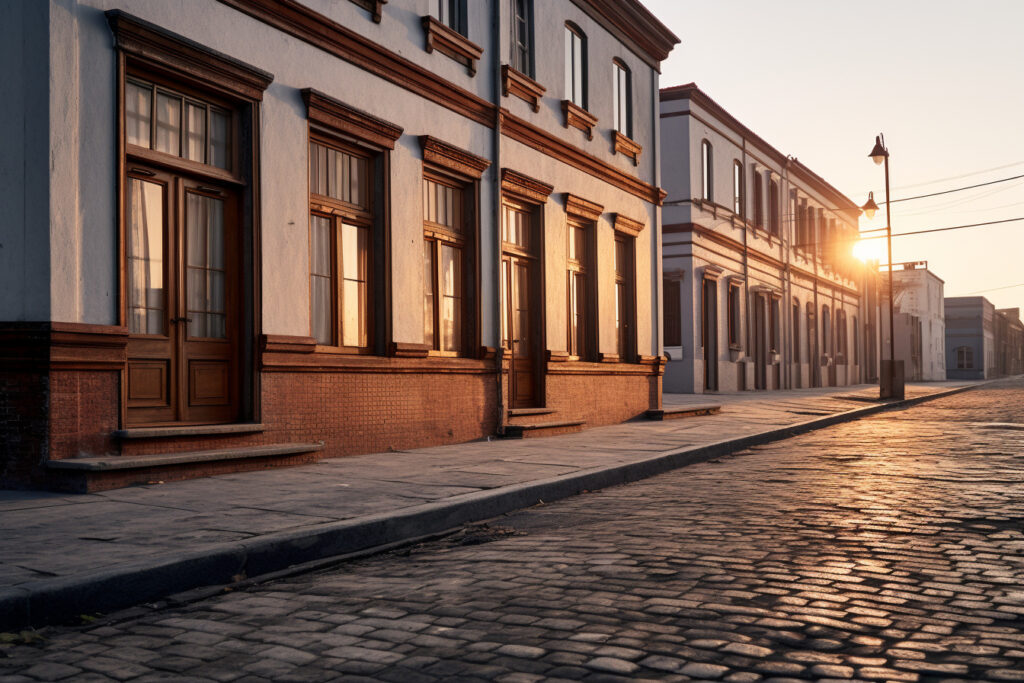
xmin=501 ymin=200 xmax=543 ymax=409
xmin=124 ymin=166 xmax=241 ymax=426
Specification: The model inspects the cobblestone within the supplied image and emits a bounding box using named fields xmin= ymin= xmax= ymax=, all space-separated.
xmin=2 ymin=379 xmax=1024 ymax=680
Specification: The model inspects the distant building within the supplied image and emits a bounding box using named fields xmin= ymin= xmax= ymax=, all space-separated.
xmin=887 ymin=262 xmax=945 ymax=381
xmin=945 ymin=297 xmax=994 ymax=379
xmin=948 ymin=299 xmax=1024 ymax=379
xmin=659 ymin=83 xmax=879 ymax=394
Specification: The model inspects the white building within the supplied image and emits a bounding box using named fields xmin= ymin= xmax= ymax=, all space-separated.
xmin=659 ymin=84 xmax=878 ymax=394
xmin=888 ymin=262 xmax=946 ymax=381
xmin=0 ymin=0 xmax=677 ymax=490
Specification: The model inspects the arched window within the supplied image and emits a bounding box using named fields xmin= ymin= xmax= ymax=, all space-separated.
xmin=564 ymin=23 xmax=587 ymax=108
xmin=701 ymin=140 xmax=713 ymax=202
xmin=612 ymin=59 xmax=631 ymax=137
xmin=733 ymin=161 xmax=743 ymax=216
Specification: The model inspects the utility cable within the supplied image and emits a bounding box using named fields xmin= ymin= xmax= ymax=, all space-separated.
xmin=966 ymin=282 xmax=1024 ymax=295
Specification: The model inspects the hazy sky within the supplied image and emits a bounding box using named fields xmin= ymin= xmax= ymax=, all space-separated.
xmin=642 ymin=0 xmax=1024 ymax=312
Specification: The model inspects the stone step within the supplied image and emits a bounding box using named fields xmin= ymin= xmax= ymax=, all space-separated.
xmin=113 ymin=423 xmax=266 ymax=440
xmin=645 ymin=404 xmax=721 ymax=421
xmin=501 ymin=420 xmax=585 ymax=439
xmin=47 ymin=443 xmax=324 ymax=471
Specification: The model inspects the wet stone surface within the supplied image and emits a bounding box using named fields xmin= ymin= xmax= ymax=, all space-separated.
xmin=3 ymin=378 xmax=1024 ymax=681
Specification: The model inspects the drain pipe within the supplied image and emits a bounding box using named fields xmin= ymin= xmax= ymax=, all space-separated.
xmin=491 ymin=4 xmax=506 ymax=436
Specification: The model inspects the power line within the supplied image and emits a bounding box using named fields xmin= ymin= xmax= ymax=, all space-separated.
xmin=857 ymin=216 xmax=1024 ymax=241
xmin=967 ymin=283 xmax=1024 ymax=295
xmin=881 ymin=173 xmax=1024 ymax=205
xmin=887 ymin=159 xmax=1024 ymax=191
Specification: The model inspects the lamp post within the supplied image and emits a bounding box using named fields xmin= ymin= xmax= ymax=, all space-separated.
xmin=861 ymin=134 xmax=902 ymax=399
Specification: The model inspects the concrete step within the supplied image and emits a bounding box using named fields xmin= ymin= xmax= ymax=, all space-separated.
xmin=113 ymin=423 xmax=266 ymax=440
xmin=502 ymin=420 xmax=585 ymax=439
xmin=46 ymin=443 xmax=324 ymax=492
xmin=645 ymin=404 xmax=721 ymax=421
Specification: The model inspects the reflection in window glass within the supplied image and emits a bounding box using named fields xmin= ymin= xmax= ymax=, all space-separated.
xmin=155 ymin=93 xmax=182 ymax=156
xmin=127 ymin=178 xmax=165 ymax=335
xmin=310 ymin=215 xmax=333 ymax=345
xmin=341 ymin=222 xmax=368 ymax=348
xmin=126 ymin=82 xmax=152 ymax=149
xmin=209 ymin=109 xmax=231 ymax=170
xmin=185 ymin=103 xmax=206 ymax=163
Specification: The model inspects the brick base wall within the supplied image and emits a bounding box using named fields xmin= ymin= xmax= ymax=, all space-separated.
xmin=0 ymin=369 xmax=49 ymax=488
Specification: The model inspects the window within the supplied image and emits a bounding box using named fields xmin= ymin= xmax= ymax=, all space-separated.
xmin=432 ymin=0 xmax=466 ymax=35
xmin=728 ymin=282 xmax=742 ymax=347
xmin=612 ymin=59 xmax=631 ymax=137
xmin=614 ymin=234 xmax=635 ymax=359
xmin=423 ymin=174 xmax=472 ymax=354
xmin=309 ymin=138 xmax=373 ymax=349
xmin=836 ymin=310 xmax=847 ymax=360
xmin=567 ymin=220 xmax=596 ymax=359
xmin=565 ymin=23 xmax=587 ymax=109
xmin=853 ymin=315 xmax=859 ymax=365
xmin=821 ymin=305 xmax=831 ymax=355
xmin=753 ymin=170 xmax=763 ymax=228
xmin=956 ymin=345 xmax=974 ymax=369
xmin=701 ymin=140 xmax=713 ymax=202
xmin=510 ymin=0 xmax=534 ymax=76
xmin=770 ymin=297 xmax=780 ymax=352
xmin=792 ymin=300 xmax=801 ymax=362
xmin=125 ymin=77 xmax=232 ymax=170
xmin=768 ymin=178 xmax=779 ymax=236
xmin=664 ymin=277 xmax=681 ymax=348
xmin=732 ymin=161 xmax=743 ymax=216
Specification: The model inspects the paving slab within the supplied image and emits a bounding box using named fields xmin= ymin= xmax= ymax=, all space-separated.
xmin=0 ymin=380 xmax=991 ymax=629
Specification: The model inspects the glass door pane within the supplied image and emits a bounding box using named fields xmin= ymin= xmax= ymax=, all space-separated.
xmin=185 ymin=191 xmax=227 ymax=339
xmin=127 ymin=178 xmax=166 ymax=335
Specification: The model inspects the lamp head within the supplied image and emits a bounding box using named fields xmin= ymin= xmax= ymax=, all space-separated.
xmin=869 ymin=135 xmax=888 ymax=166
xmin=861 ymin=191 xmax=879 ymax=220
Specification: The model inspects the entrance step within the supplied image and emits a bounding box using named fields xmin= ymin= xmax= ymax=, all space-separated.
xmin=113 ymin=423 xmax=266 ymax=440
xmin=646 ymin=404 xmax=721 ymax=421
xmin=505 ymin=407 xmax=560 ymax=427
xmin=502 ymin=420 xmax=585 ymax=439
xmin=46 ymin=442 xmax=324 ymax=493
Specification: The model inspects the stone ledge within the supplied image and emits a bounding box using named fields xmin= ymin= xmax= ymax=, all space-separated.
xmin=646 ymin=405 xmax=721 ymax=421
xmin=113 ymin=423 xmax=267 ymax=440
xmin=47 ymin=443 xmax=323 ymax=471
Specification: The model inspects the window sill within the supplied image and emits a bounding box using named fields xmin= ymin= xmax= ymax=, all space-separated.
xmin=348 ymin=0 xmax=387 ymax=22
xmin=561 ymin=100 xmax=598 ymax=140
xmin=502 ymin=65 xmax=545 ymax=113
xmin=421 ymin=16 xmax=482 ymax=76
xmin=612 ymin=131 xmax=642 ymax=166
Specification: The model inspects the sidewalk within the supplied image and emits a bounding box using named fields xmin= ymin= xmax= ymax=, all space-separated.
xmin=0 ymin=380 xmax=983 ymax=629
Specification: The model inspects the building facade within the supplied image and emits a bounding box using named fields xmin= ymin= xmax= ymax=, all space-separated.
xmin=887 ymin=262 xmax=945 ymax=381
xmin=0 ymin=0 xmax=678 ymax=491
xmin=945 ymin=298 xmax=1024 ymax=379
xmin=659 ymin=84 xmax=877 ymax=394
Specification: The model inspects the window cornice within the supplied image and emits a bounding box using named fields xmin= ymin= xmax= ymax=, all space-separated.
xmin=302 ymin=88 xmax=403 ymax=150
xmin=106 ymin=10 xmax=273 ymax=102
xmin=564 ymin=193 xmax=603 ymax=221
xmin=501 ymin=169 xmax=554 ymax=204
xmin=422 ymin=15 xmax=483 ymax=76
xmin=419 ymin=136 xmax=491 ymax=179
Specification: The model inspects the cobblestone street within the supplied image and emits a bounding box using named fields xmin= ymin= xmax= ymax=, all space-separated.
xmin=3 ymin=378 xmax=1024 ymax=682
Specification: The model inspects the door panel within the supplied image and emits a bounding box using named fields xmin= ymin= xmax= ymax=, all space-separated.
xmin=125 ymin=168 xmax=239 ymax=426
xmin=502 ymin=201 xmax=542 ymax=409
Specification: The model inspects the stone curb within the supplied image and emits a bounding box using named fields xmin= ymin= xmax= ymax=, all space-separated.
xmin=0 ymin=383 xmax=981 ymax=631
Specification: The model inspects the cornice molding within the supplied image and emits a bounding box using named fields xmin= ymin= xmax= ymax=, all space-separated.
xmin=348 ymin=0 xmax=386 ymax=23
xmin=106 ymin=9 xmax=274 ymax=101
xmin=501 ymin=169 xmax=554 ymax=204
xmin=502 ymin=65 xmax=545 ymax=113
xmin=613 ymin=214 xmax=645 ymax=237
xmin=500 ymin=109 xmax=665 ymax=206
xmin=302 ymin=88 xmax=403 ymax=149
xmin=216 ymin=0 xmax=493 ymax=125
xmin=564 ymin=193 xmax=604 ymax=221
xmin=613 ymin=131 xmax=642 ymax=166
xmin=421 ymin=16 xmax=483 ymax=76
xmin=419 ymin=135 xmax=491 ymax=179
xmin=562 ymin=100 xmax=598 ymax=140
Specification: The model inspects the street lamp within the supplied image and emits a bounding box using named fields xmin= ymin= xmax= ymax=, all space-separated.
xmin=864 ymin=133 xmax=902 ymax=400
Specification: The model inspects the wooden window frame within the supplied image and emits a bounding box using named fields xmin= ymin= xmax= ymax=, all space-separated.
xmin=732 ymin=160 xmax=743 ymax=217
xmin=564 ymin=22 xmax=588 ymax=110
xmin=302 ymin=89 xmax=402 ymax=357
xmin=792 ymin=299 xmax=801 ymax=363
xmin=564 ymin=194 xmax=602 ymax=362
xmin=308 ymin=134 xmax=376 ymax=354
xmin=663 ymin=274 xmax=683 ymax=349
xmin=421 ymin=166 xmax=479 ymax=358
xmin=613 ymin=231 xmax=637 ymax=362
xmin=510 ymin=0 xmax=535 ymax=79
xmin=612 ymin=58 xmax=632 ymax=138
xmin=701 ymin=140 xmax=713 ymax=202
xmin=768 ymin=177 xmax=780 ymax=237
xmin=727 ymin=281 xmax=742 ymax=349
xmin=752 ymin=167 xmax=763 ymax=229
